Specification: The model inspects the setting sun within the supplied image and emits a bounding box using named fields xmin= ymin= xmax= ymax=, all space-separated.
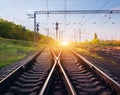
xmin=61 ymin=41 xmax=69 ymax=46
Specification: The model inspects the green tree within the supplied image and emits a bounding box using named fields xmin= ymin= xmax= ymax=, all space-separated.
xmin=91 ymin=33 xmax=100 ymax=45
xmin=0 ymin=18 xmax=54 ymax=43
xmin=94 ymin=33 xmax=98 ymax=39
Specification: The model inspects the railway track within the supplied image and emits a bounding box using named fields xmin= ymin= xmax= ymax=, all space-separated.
xmin=61 ymin=48 xmax=120 ymax=95
xmin=0 ymin=47 xmax=120 ymax=95
xmin=0 ymin=48 xmax=53 ymax=95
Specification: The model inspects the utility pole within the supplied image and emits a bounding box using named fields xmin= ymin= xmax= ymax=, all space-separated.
xmin=46 ymin=0 xmax=49 ymax=37
xmin=59 ymin=30 xmax=60 ymax=41
xmin=79 ymin=29 xmax=81 ymax=43
xmin=60 ymin=31 xmax=63 ymax=41
xmin=64 ymin=0 xmax=67 ymax=34
xmin=27 ymin=13 xmax=37 ymax=47
xmin=79 ymin=29 xmax=89 ymax=42
xmin=64 ymin=0 xmax=66 ymax=25
xmin=56 ymin=22 xmax=58 ymax=40
xmin=36 ymin=23 xmax=39 ymax=46
xmin=47 ymin=28 xmax=49 ymax=37
xmin=34 ymin=13 xmax=37 ymax=47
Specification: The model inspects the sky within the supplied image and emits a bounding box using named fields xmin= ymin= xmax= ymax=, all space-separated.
xmin=0 ymin=0 xmax=120 ymax=41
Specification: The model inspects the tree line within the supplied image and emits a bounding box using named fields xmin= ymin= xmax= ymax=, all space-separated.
xmin=0 ymin=18 xmax=54 ymax=43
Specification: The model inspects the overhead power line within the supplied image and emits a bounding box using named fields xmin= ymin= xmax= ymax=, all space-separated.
xmin=82 ymin=0 xmax=112 ymax=25
xmin=99 ymin=0 xmax=112 ymax=9
xmin=34 ymin=10 xmax=120 ymax=14
xmin=27 ymin=9 xmax=120 ymax=46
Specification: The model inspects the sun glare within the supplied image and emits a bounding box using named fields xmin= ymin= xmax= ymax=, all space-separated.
xmin=61 ymin=41 xmax=69 ymax=46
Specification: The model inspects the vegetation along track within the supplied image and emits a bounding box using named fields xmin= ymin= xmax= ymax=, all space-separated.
xmin=0 ymin=47 xmax=120 ymax=95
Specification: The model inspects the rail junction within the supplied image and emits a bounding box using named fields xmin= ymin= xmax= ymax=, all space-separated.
xmin=0 ymin=47 xmax=120 ymax=95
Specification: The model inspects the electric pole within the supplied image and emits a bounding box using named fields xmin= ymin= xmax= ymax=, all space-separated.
xmin=34 ymin=13 xmax=37 ymax=46
xmin=56 ymin=22 xmax=59 ymax=40
xmin=79 ymin=29 xmax=81 ymax=43
xmin=27 ymin=13 xmax=37 ymax=47
xmin=36 ymin=23 xmax=39 ymax=46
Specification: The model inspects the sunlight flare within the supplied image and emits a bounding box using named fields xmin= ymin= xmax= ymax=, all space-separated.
xmin=61 ymin=41 xmax=69 ymax=46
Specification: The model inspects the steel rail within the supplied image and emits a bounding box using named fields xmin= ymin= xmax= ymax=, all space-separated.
xmin=0 ymin=48 xmax=45 ymax=84
xmin=38 ymin=48 xmax=60 ymax=95
xmin=51 ymin=48 xmax=62 ymax=60
xmin=52 ymin=48 xmax=77 ymax=95
xmin=70 ymin=48 xmax=120 ymax=94
xmin=57 ymin=59 xmax=77 ymax=95
xmin=39 ymin=59 xmax=57 ymax=95
xmin=55 ymin=48 xmax=77 ymax=95
xmin=39 ymin=48 xmax=77 ymax=95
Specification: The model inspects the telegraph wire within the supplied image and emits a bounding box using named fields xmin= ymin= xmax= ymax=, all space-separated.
xmin=82 ymin=0 xmax=112 ymax=26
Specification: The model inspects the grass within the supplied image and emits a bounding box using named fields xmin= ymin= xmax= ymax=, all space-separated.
xmin=75 ymin=46 xmax=118 ymax=65
xmin=75 ymin=47 xmax=104 ymax=60
xmin=0 ymin=38 xmax=47 ymax=69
